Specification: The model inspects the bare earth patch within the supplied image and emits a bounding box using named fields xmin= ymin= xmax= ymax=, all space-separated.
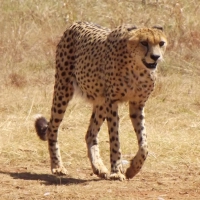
xmin=0 ymin=164 xmax=199 ymax=199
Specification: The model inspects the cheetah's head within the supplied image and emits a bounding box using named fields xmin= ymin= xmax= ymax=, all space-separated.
xmin=127 ymin=26 xmax=167 ymax=70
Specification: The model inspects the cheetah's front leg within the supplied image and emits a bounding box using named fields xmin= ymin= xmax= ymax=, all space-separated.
xmin=106 ymin=101 xmax=125 ymax=181
xmin=85 ymin=105 xmax=109 ymax=179
xmin=125 ymin=102 xmax=148 ymax=179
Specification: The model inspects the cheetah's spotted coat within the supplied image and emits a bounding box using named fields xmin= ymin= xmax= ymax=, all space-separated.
xmin=35 ymin=22 xmax=167 ymax=181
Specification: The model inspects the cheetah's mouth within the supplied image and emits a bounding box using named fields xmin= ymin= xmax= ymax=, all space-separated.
xmin=142 ymin=59 xmax=157 ymax=69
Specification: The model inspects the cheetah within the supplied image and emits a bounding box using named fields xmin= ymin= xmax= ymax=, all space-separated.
xmin=35 ymin=22 xmax=167 ymax=181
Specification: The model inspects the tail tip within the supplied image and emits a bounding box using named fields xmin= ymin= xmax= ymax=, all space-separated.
xmin=34 ymin=114 xmax=48 ymax=141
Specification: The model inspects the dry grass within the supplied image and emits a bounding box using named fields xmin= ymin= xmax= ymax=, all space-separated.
xmin=0 ymin=0 xmax=200 ymax=199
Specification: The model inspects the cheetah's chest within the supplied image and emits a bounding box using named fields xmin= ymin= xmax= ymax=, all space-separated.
xmin=108 ymin=70 xmax=155 ymax=103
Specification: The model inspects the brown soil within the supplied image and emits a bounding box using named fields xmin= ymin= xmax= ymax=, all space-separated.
xmin=0 ymin=163 xmax=199 ymax=200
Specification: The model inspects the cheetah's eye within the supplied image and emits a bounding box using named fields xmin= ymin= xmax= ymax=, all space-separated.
xmin=141 ymin=41 xmax=148 ymax=47
xmin=159 ymin=41 xmax=165 ymax=47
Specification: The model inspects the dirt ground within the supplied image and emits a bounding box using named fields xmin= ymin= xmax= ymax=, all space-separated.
xmin=0 ymin=162 xmax=199 ymax=200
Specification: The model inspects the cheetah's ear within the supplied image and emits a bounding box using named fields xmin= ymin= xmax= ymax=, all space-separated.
xmin=152 ymin=26 xmax=163 ymax=31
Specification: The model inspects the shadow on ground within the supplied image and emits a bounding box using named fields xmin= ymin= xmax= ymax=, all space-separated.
xmin=0 ymin=170 xmax=100 ymax=185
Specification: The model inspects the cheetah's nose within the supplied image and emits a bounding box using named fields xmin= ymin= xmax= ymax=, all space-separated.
xmin=150 ymin=54 xmax=160 ymax=62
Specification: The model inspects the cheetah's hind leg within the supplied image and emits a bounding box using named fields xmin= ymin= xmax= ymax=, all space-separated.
xmin=34 ymin=115 xmax=68 ymax=176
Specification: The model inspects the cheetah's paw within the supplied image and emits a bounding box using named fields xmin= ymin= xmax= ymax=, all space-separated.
xmin=125 ymin=166 xmax=140 ymax=179
xmin=93 ymin=166 xmax=109 ymax=179
xmin=109 ymin=172 xmax=126 ymax=181
xmin=52 ymin=166 xmax=68 ymax=176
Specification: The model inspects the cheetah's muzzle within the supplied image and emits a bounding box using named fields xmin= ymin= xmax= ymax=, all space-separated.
xmin=142 ymin=59 xmax=157 ymax=69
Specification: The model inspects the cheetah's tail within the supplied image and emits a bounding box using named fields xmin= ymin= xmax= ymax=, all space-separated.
xmin=34 ymin=114 xmax=48 ymax=141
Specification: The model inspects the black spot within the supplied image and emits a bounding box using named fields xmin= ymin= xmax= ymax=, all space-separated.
xmin=139 ymin=115 xmax=144 ymax=120
xmin=91 ymin=112 xmax=95 ymax=119
xmin=61 ymin=72 xmax=66 ymax=76
xmin=66 ymin=37 xmax=71 ymax=42
xmin=58 ymin=109 xmax=63 ymax=114
xmin=112 ymin=149 xmax=117 ymax=154
xmin=107 ymin=117 xmax=112 ymax=122
xmin=110 ymin=136 xmax=115 ymax=142
xmin=130 ymin=114 xmax=137 ymax=118
xmin=93 ymin=140 xmax=97 ymax=145
xmin=70 ymin=65 xmax=74 ymax=70
xmin=54 ymin=118 xmax=60 ymax=123
xmin=139 ymin=137 xmax=143 ymax=144
xmin=112 ymin=111 xmax=117 ymax=117
xmin=141 ymin=154 xmax=146 ymax=160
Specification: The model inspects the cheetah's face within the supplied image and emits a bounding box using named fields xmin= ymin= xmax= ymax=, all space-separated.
xmin=127 ymin=27 xmax=167 ymax=70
